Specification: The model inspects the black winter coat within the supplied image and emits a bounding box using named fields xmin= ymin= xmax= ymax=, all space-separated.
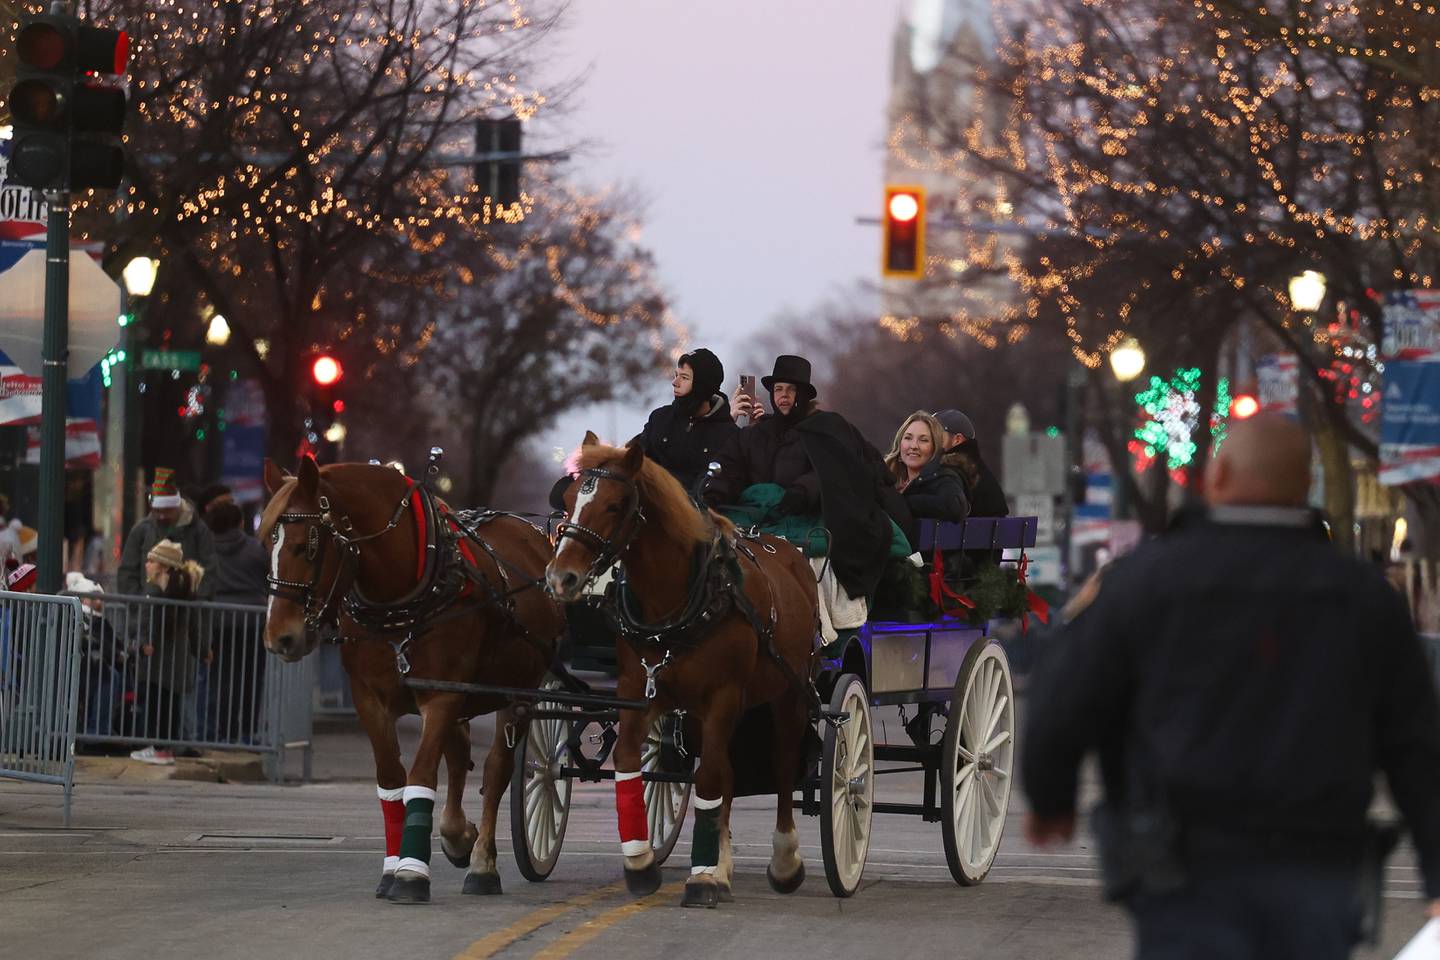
xmin=211 ymin=528 xmax=270 ymax=606
xmin=901 ymin=460 xmax=968 ymax=523
xmin=1023 ymin=506 xmax=1440 ymax=894
xmin=709 ymin=408 xmax=894 ymax=600
xmin=637 ymin=393 xmax=739 ymax=494
xmin=943 ymin=442 xmax=1007 ymax=517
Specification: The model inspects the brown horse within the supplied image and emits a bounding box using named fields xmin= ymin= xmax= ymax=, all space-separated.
xmin=260 ymin=456 xmax=562 ymax=904
xmin=545 ymin=435 xmax=820 ymax=907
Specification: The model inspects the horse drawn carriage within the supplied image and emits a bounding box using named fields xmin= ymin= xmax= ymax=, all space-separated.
xmin=260 ymin=445 xmax=1037 ymax=905
xmin=466 ymin=513 xmax=1037 ymax=896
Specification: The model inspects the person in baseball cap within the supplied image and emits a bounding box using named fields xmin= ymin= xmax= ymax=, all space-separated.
xmin=933 ymin=409 xmax=1009 ymax=519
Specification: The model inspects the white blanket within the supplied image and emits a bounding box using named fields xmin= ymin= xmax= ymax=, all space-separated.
xmin=810 ymin=557 xmax=867 ymax=643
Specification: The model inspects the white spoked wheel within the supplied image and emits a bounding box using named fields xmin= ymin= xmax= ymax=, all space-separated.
xmin=642 ymin=712 xmax=692 ymax=865
xmin=820 ymin=673 xmax=874 ymax=898
xmin=941 ymin=640 xmax=1015 ymax=885
xmin=510 ymin=683 xmax=573 ymax=882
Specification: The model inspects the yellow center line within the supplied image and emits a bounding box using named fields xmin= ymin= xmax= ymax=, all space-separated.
xmin=529 ymin=881 xmax=688 ymax=960
xmin=450 ymin=880 xmax=627 ymax=960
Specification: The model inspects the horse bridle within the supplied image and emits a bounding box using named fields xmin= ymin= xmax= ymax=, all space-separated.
xmin=552 ymin=467 xmax=645 ymax=592
xmin=267 ymin=485 xmax=414 ymax=640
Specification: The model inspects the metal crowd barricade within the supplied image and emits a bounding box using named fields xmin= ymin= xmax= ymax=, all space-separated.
xmin=68 ymin=593 xmax=313 ymax=782
xmin=0 ymin=591 xmax=84 ymax=826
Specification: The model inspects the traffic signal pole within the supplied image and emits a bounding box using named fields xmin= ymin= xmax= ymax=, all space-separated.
xmin=36 ymin=190 xmax=68 ymax=593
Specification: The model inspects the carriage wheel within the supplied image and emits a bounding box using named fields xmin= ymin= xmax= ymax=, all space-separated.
xmin=941 ymin=640 xmax=1015 ymax=885
xmin=509 ymin=683 xmax=573 ymax=882
xmin=820 ymin=673 xmax=874 ymax=898
xmin=642 ymin=712 xmax=692 ymax=865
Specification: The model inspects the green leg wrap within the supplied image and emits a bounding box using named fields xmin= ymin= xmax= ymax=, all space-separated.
xmin=399 ymin=797 xmax=434 ymax=865
xmin=690 ymin=805 xmax=721 ymax=872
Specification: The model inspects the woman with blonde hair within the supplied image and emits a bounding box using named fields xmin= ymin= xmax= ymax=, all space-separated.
xmin=884 ymin=411 xmax=968 ymax=524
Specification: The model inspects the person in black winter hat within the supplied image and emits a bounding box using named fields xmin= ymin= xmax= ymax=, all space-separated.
xmin=634 ymin=348 xmax=738 ymax=494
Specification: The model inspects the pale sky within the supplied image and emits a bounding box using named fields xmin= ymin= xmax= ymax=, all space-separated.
xmin=540 ymin=0 xmax=904 ymax=459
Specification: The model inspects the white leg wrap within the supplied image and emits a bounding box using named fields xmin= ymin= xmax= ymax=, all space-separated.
xmin=383 ymin=855 xmax=399 ymax=874
xmin=403 ymin=785 xmax=436 ymax=804
xmin=773 ymin=828 xmax=799 ymax=859
xmin=690 ymin=865 xmax=717 ymax=875
xmin=396 ymin=857 xmax=430 ymax=879
xmin=377 ymin=785 xmax=404 ymax=802
xmin=693 ymin=793 xmax=723 ymax=810
xmin=621 ymin=839 xmax=650 ymax=857
xmin=615 ymin=769 xmax=642 ymax=781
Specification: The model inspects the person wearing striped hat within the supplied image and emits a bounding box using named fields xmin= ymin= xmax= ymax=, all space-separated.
xmin=117 ymin=467 xmax=217 ymax=600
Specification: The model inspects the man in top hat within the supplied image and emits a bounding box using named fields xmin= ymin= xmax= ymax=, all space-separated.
xmin=706 ymin=354 xmax=900 ymax=604
xmin=118 ymin=467 xmax=217 ymax=599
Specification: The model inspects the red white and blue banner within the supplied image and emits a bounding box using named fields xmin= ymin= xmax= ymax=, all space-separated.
xmin=1380 ymin=292 xmax=1440 ymax=485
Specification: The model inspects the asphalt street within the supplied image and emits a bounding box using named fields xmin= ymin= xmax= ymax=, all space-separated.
xmin=1 ymin=715 xmax=1434 ymax=959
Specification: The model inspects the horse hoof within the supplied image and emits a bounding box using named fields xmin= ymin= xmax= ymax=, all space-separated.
xmin=386 ymin=873 xmax=431 ymax=904
xmin=462 ymin=871 xmax=503 ymax=896
xmin=624 ymin=861 xmax=662 ymax=898
xmin=717 ymin=882 xmax=734 ymax=903
xmin=442 ymin=846 xmax=471 ymax=869
xmin=767 ymin=862 xmax=805 ymax=895
xmin=681 ymin=881 xmax=719 ymax=909
xmin=375 ymin=873 xmax=395 ymax=899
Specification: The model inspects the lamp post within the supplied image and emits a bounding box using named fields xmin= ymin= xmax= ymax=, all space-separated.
xmin=1288 ymin=270 xmax=1327 ymax=313
xmin=120 ymin=256 xmax=157 ymax=536
xmin=1108 ymin=337 xmax=1146 ymax=523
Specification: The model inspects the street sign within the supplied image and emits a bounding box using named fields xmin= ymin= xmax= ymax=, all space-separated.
xmin=141 ymin=348 xmax=200 ymax=371
xmin=1014 ymin=494 xmax=1055 ymax=544
xmin=1002 ymin=432 xmax=1066 ymax=496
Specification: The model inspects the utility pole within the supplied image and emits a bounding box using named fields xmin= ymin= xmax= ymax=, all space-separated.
xmin=35 ymin=188 xmax=67 ymax=592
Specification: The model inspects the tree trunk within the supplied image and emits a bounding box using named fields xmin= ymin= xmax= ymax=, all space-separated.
xmin=1305 ymin=385 xmax=1356 ymax=556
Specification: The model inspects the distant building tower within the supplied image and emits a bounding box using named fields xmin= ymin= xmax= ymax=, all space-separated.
xmin=881 ymin=0 xmax=1018 ymax=345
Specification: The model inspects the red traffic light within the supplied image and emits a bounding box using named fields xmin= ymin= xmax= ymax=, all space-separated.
xmin=18 ymin=21 xmax=66 ymax=70
xmin=312 ymin=356 xmax=342 ymax=386
xmin=883 ymin=185 xmax=926 ymax=278
xmin=1231 ymin=394 xmax=1260 ymax=419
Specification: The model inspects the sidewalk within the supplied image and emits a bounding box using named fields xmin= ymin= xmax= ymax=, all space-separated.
xmin=72 ymin=712 xmax=498 ymax=785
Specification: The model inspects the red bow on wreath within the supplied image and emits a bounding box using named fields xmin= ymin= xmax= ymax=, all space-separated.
xmin=929 ymin=542 xmax=976 ymax=619
xmin=1016 ymin=551 xmax=1052 ymax=634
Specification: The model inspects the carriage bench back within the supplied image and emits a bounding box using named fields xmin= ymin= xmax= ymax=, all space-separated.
xmin=914 ymin=516 xmax=1039 ymax=554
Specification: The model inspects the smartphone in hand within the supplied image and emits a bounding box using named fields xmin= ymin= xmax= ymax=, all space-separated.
xmin=737 ymin=374 xmax=758 ymax=425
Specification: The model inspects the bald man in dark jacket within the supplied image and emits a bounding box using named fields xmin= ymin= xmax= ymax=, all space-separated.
xmin=1024 ymin=414 xmax=1440 ymax=957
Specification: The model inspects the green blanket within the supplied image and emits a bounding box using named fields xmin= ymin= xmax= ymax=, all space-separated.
xmin=719 ymin=483 xmax=912 ymax=559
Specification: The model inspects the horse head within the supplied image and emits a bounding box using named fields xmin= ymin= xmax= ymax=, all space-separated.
xmin=545 ymin=432 xmax=646 ymax=603
xmin=259 ymin=454 xmax=347 ymax=661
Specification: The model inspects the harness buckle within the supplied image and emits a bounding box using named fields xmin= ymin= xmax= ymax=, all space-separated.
xmin=504 ymin=722 xmax=517 ymax=750
xmin=639 ymin=650 xmax=672 ymax=700
xmin=392 ymin=636 xmax=413 ymax=675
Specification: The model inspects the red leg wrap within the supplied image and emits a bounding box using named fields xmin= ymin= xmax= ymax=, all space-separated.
xmin=381 ymin=798 xmax=404 ymax=858
xmin=616 ymin=773 xmax=648 ymax=844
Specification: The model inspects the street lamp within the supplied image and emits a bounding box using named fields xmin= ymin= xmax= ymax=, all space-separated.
xmin=1110 ymin=336 xmax=1146 ymax=382
xmin=119 ymin=256 xmax=159 ymax=535
xmin=1288 ymin=270 xmax=1327 ymax=312
xmin=121 ymin=256 xmax=157 ymax=297
xmin=206 ymin=314 xmax=231 ymax=347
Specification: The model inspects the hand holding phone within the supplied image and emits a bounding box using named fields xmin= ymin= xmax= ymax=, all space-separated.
xmin=736 ymin=375 xmax=758 ymax=424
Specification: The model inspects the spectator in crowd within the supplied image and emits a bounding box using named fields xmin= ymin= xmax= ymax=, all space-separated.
xmin=118 ymin=467 xmax=217 ymax=598
xmin=883 ymin=411 xmax=968 ymax=537
xmin=69 ymin=572 xmax=122 ymax=747
xmin=206 ymin=500 xmax=269 ymax=743
xmin=934 ymin=409 xmax=1008 ymax=518
xmin=1023 ymin=413 xmax=1440 ymax=956
xmin=192 ymin=484 xmax=235 ymax=527
xmin=129 ymin=540 xmax=209 ymax=765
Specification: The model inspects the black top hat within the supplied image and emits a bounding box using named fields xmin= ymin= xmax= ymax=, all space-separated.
xmin=761 ymin=355 xmax=817 ymax=400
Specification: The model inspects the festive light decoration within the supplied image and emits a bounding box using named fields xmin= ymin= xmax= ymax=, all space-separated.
xmin=1130 ymin=368 xmax=1231 ymax=473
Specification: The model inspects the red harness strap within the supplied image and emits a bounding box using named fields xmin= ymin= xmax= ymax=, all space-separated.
xmin=409 ymin=488 xmax=427 ymax=583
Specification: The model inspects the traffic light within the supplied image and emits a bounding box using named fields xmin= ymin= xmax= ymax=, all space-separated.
xmin=882 ymin=186 xmax=925 ymax=278
xmin=5 ymin=14 xmax=129 ymax=191
xmin=311 ymin=355 xmax=342 ymax=387
xmin=475 ymin=116 xmax=522 ymax=205
xmin=1230 ymin=394 xmax=1259 ymax=419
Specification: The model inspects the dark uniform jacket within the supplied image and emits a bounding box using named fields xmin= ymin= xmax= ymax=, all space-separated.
xmin=1022 ymin=505 xmax=1440 ymax=895
xmin=636 ymin=393 xmax=738 ymax=494
xmin=708 ymin=408 xmax=895 ymax=600
xmin=942 ymin=441 xmax=1007 ymax=517
xmin=901 ymin=460 xmax=968 ymax=523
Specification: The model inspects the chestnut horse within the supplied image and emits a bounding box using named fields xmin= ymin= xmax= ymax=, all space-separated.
xmin=261 ymin=456 xmax=562 ymax=904
xmin=545 ymin=435 xmax=820 ymax=907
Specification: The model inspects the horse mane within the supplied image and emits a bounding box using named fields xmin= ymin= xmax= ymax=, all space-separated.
xmin=579 ymin=443 xmax=711 ymax=549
